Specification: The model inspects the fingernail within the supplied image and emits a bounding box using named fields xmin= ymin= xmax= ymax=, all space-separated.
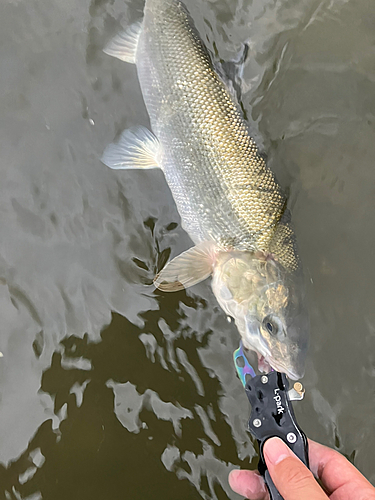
xmin=264 ymin=437 xmax=293 ymax=466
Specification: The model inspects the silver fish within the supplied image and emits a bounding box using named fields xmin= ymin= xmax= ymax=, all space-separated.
xmin=102 ymin=0 xmax=309 ymax=379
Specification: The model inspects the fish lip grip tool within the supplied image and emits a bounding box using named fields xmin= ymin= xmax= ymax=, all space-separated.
xmin=234 ymin=342 xmax=309 ymax=500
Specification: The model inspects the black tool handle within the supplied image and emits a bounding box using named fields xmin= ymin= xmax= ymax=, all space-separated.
xmin=245 ymin=371 xmax=309 ymax=500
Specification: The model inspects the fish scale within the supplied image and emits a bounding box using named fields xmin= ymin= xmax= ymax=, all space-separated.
xmin=137 ymin=0 xmax=297 ymax=268
xmin=102 ymin=0 xmax=308 ymax=378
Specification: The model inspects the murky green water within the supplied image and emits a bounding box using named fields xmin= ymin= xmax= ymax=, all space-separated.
xmin=1 ymin=0 xmax=375 ymax=498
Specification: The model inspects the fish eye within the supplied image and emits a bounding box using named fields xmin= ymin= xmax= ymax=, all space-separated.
xmin=266 ymin=321 xmax=275 ymax=334
xmin=262 ymin=315 xmax=284 ymax=338
xmin=264 ymin=318 xmax=278 ymax=336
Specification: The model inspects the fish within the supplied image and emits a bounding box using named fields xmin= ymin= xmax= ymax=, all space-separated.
xmin=101 ymin=0 xmax=309 ymax=379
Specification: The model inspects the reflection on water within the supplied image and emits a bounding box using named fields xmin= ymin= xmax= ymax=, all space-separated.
xmin=1 ymin=0 xmax=375 ymax=497
xmin=1 ymin=306 xmax=254 ymax=500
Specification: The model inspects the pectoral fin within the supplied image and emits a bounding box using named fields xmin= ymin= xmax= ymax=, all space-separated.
xmin=101 ymin=126 xmax=160 ymax=170
xmin=154 ymin=242 xmax=217 ymax=292
xmin=103 ymin=21 xmax=142 ymax=64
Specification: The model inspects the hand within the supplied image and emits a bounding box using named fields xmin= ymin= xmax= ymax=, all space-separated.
xmin=229 ymin=437 xmax=375 ymax=500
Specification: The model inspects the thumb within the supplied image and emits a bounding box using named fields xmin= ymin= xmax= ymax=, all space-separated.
xmin=263 ymin=437 xmax=327 ymax=500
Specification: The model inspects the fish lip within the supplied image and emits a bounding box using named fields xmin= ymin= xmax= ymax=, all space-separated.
xmin=245 ymin=340 xmax=303 ymax=380
xmin=243 ymin=321 xmax=304 ymax=380
xmin=254 ymin=340 xmax=304 ymax=380
xmin=265 ymin=357 xmax=303 ymax=380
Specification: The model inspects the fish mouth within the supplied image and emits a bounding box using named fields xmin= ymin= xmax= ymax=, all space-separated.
xmin=257 ymin=353 xmax=273 ymax=374
xmin=257 ymin=353 xmax=302 ymax=381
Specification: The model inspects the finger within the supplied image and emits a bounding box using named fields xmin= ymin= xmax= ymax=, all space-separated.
xmin=308 ymin=439 xmax=375 ymax=498
xmin=229 ymin=469 xmax=269 ymax=500
xmin=264 ymin=437 xmax=328 ymax=500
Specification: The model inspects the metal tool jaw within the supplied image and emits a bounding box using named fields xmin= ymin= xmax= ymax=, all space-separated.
xmin=234 ymin=342 xmax=309 ymax=500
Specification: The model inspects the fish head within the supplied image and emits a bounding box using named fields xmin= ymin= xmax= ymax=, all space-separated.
xmin=212 ymin=251 xmax=309 ymax=380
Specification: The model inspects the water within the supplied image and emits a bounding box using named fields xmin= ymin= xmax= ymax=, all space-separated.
xmin=1 ymin=0 xmax=375 ymax=497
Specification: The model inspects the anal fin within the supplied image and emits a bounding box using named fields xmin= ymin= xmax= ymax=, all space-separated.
xmin=103 ymin=20 xmax=142 ymax=64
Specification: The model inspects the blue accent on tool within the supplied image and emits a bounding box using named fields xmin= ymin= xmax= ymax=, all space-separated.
xmin=233 ymin=342 xmax=309 ymax=500
xmin=233 ymin=341 xmax=256 ymax=386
